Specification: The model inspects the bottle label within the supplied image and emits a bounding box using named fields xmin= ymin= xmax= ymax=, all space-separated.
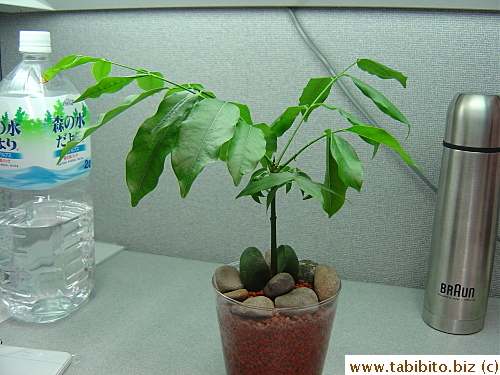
xmin=0 ymin=95 xmax=91 ymax=190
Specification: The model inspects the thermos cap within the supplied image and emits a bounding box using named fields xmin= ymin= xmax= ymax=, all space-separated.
xmin=445 ymin=93 xmax=499 ymax=149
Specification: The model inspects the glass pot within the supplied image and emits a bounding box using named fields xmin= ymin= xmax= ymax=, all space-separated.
xmin=213 ymin=265 xmax=341 ymax=375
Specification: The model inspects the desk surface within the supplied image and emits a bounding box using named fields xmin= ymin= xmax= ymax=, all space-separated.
xmin=1 ymin=250 xmax=498 ymax=374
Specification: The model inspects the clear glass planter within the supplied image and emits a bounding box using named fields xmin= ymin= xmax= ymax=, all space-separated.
xmin=213 ymin=266 xmax=341 ymax=375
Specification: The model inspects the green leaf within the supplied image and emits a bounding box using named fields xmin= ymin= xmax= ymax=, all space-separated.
xmin=357 ymin=59 xmax=408 ymax=88
xmin=359 ymin=136 xmax=380 ymax=159
xmin=299 ymin=77 xmax=333 ymax=107
xmin=276 ymin=245 xmax=299 ymax=281
xmin=236 ymin=172 xmax=295 ymax=198
xmin=43 ymin=55 xmax=104 ymax=81
xmin=336 ymin=108 xmax=367 ymax=127
xmin=320 ymin=104 xmax=369 ymax=128
xmin=322 ymin=134 xmax=348 ymax=218
xmin=250 ymin=167 xmax=268 ymax=181
xmin=230 ymin=103 xmax=253 ymax=124
xmin=61 ymin=55 xmax=102 ymax=68
xmin=349 ymin=76 xmax=410 ymax=129
xmin=345 ymin=125 xmax=418 ymax=167
xmin=239 ymin=247 xmax=270 ymax=292
xmin=299 ymin=77 xmax=333 ymax=121
xmin=219 ymin=140 xmax=229 ymax=162
xmin=43 ymin=55 xmax=79 ymax=81
xmin=75 ymin=75 xmax=146 ymax=101
xmin=91 ymin=60 xmax=112 ymax=82
xmin=137 ymin=71 xmax=165 ymax=91
xmin=331 ymin=108 xmax=380 ymax=158
xmin=165 ymin=83 xmax=205 ymax=96
xmin=126 ymin=92 xmax=199 ymax=206
xmin=328 ymin=132 xmax=364 ymax=192
xmin=265 ymin=186 xmax=279 ymax=211
xmin=95 ymin=88 xmax=165 ymax=129
xmin=171 ymin=99 xmax=240 ymax=197
xmin=295 ymin=170 xmax=345 ymax=206
xmin=294 ymin=172 xmax=325 ymax=204
xmin=251 ymin=193 xmax=262 ymax=204
xmin=250 ymin=189 xmax=265 ymax=204
xmin=270 ymin=106 xmax=303 ymax=137
xmin=57 ymin=87 xmax=166 ymax=163
xmin=252 ymin=123 xmax=277 ymax=158
xmin=150 ymin=91 xmax=201 ymax=140
xmin=227 ymin=121 xmax=267 ymax=186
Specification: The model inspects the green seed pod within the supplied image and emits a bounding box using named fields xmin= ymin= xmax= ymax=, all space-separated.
xmin=277 ymin=244 xmax=300 ymax=282
xmin=239 ymin=247 xmax=270 ymax=292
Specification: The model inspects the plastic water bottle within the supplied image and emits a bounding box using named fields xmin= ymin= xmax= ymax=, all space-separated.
xmin=0 ymin=31 xmax=95 ymax=323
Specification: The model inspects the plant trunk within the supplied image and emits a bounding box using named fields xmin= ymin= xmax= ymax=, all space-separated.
xmin=270 ymin=195 xmax=277 ymax=277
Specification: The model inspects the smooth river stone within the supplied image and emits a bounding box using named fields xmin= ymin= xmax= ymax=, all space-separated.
xmin=274 ymin=287 xmax=319 ymax=316
xmin=215 ymin=265 xmax=245 ymax=293
xmin=232 ymin=296 xmax=275 ymax=317
xmin=313 ymin=264 xmax=339 ymax=301
xmin=264 ymin=272 xmax=295 ymax=299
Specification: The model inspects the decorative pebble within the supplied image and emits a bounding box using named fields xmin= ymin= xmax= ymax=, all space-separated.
xmin=215 ymin=265 xmax=245 ymax=293
xmin=275 ymin=287 xmax=319 ymax=316
xmin=264 ymin=272 xmax=295 ymax=299
xmin=298 ymin=260 xmax=318 ymax=285
xmin=232 ymin=296 xmax=275 ymax=317
xmin=313 ymin=264 xmax=339 ymax=301
xmin=223 ymin=289 xmax=248 ymax=301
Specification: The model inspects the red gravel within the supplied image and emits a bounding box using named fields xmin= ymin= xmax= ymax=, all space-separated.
xmin=215 ymin=290 xmax=337 ymax=375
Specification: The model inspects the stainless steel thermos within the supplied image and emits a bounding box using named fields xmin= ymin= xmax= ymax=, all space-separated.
xmin=423 ymin=93 xmax=500 ymax=335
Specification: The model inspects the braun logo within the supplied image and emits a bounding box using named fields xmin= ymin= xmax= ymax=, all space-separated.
xmin=440 ymin=283 xmax=475 ymax=299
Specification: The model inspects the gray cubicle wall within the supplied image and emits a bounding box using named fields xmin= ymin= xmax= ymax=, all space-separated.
xmin=0 ymin=7 xmax=498 ymax=296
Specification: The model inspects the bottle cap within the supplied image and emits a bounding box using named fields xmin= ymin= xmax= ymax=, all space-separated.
xmin=19 ymin=30 xmax=51 ymax=53
xmin=445 ymin=93 xmax=500 ymax=150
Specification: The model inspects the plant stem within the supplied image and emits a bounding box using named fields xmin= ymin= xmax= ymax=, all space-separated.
xmin=109 ymin=61 xmax=201 ymax=96
xmin=275 ymin=64 xmax=356 ymax=166
xmin=275 ymin=78 xmax=334 ymax=165
xmin=270 ymin=194 xmax=277 ymax=277
xmin=276 ymin=116 xmax=306 ymax=166
xmin=278 ymin=133 xmax=327 ymax=171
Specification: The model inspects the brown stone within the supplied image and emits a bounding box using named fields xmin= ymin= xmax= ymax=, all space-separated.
xmin=313 ymin=264 xmax=339 ymax=301
xmin=232 ymin=296 xmax=275 ymax=317
xmin=223 ymin=289 xmax=248 ymax=301
xmin=215 ymin=265 xmax=244 ymax=293
xmin=275 ymin=287 xmax=319 ymax=316
xmin=264 ymin=272 xmax=295 ymax=299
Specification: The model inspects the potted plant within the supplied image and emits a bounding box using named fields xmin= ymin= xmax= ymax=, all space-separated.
xmin=44 ymin=56 xmax=417 ymax=374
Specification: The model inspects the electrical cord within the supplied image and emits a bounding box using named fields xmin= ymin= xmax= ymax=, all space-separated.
xmin=287 ymin=7 xmax=437 ymax=193
xmin=287 ymin=7 xmax=500 ymax=244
